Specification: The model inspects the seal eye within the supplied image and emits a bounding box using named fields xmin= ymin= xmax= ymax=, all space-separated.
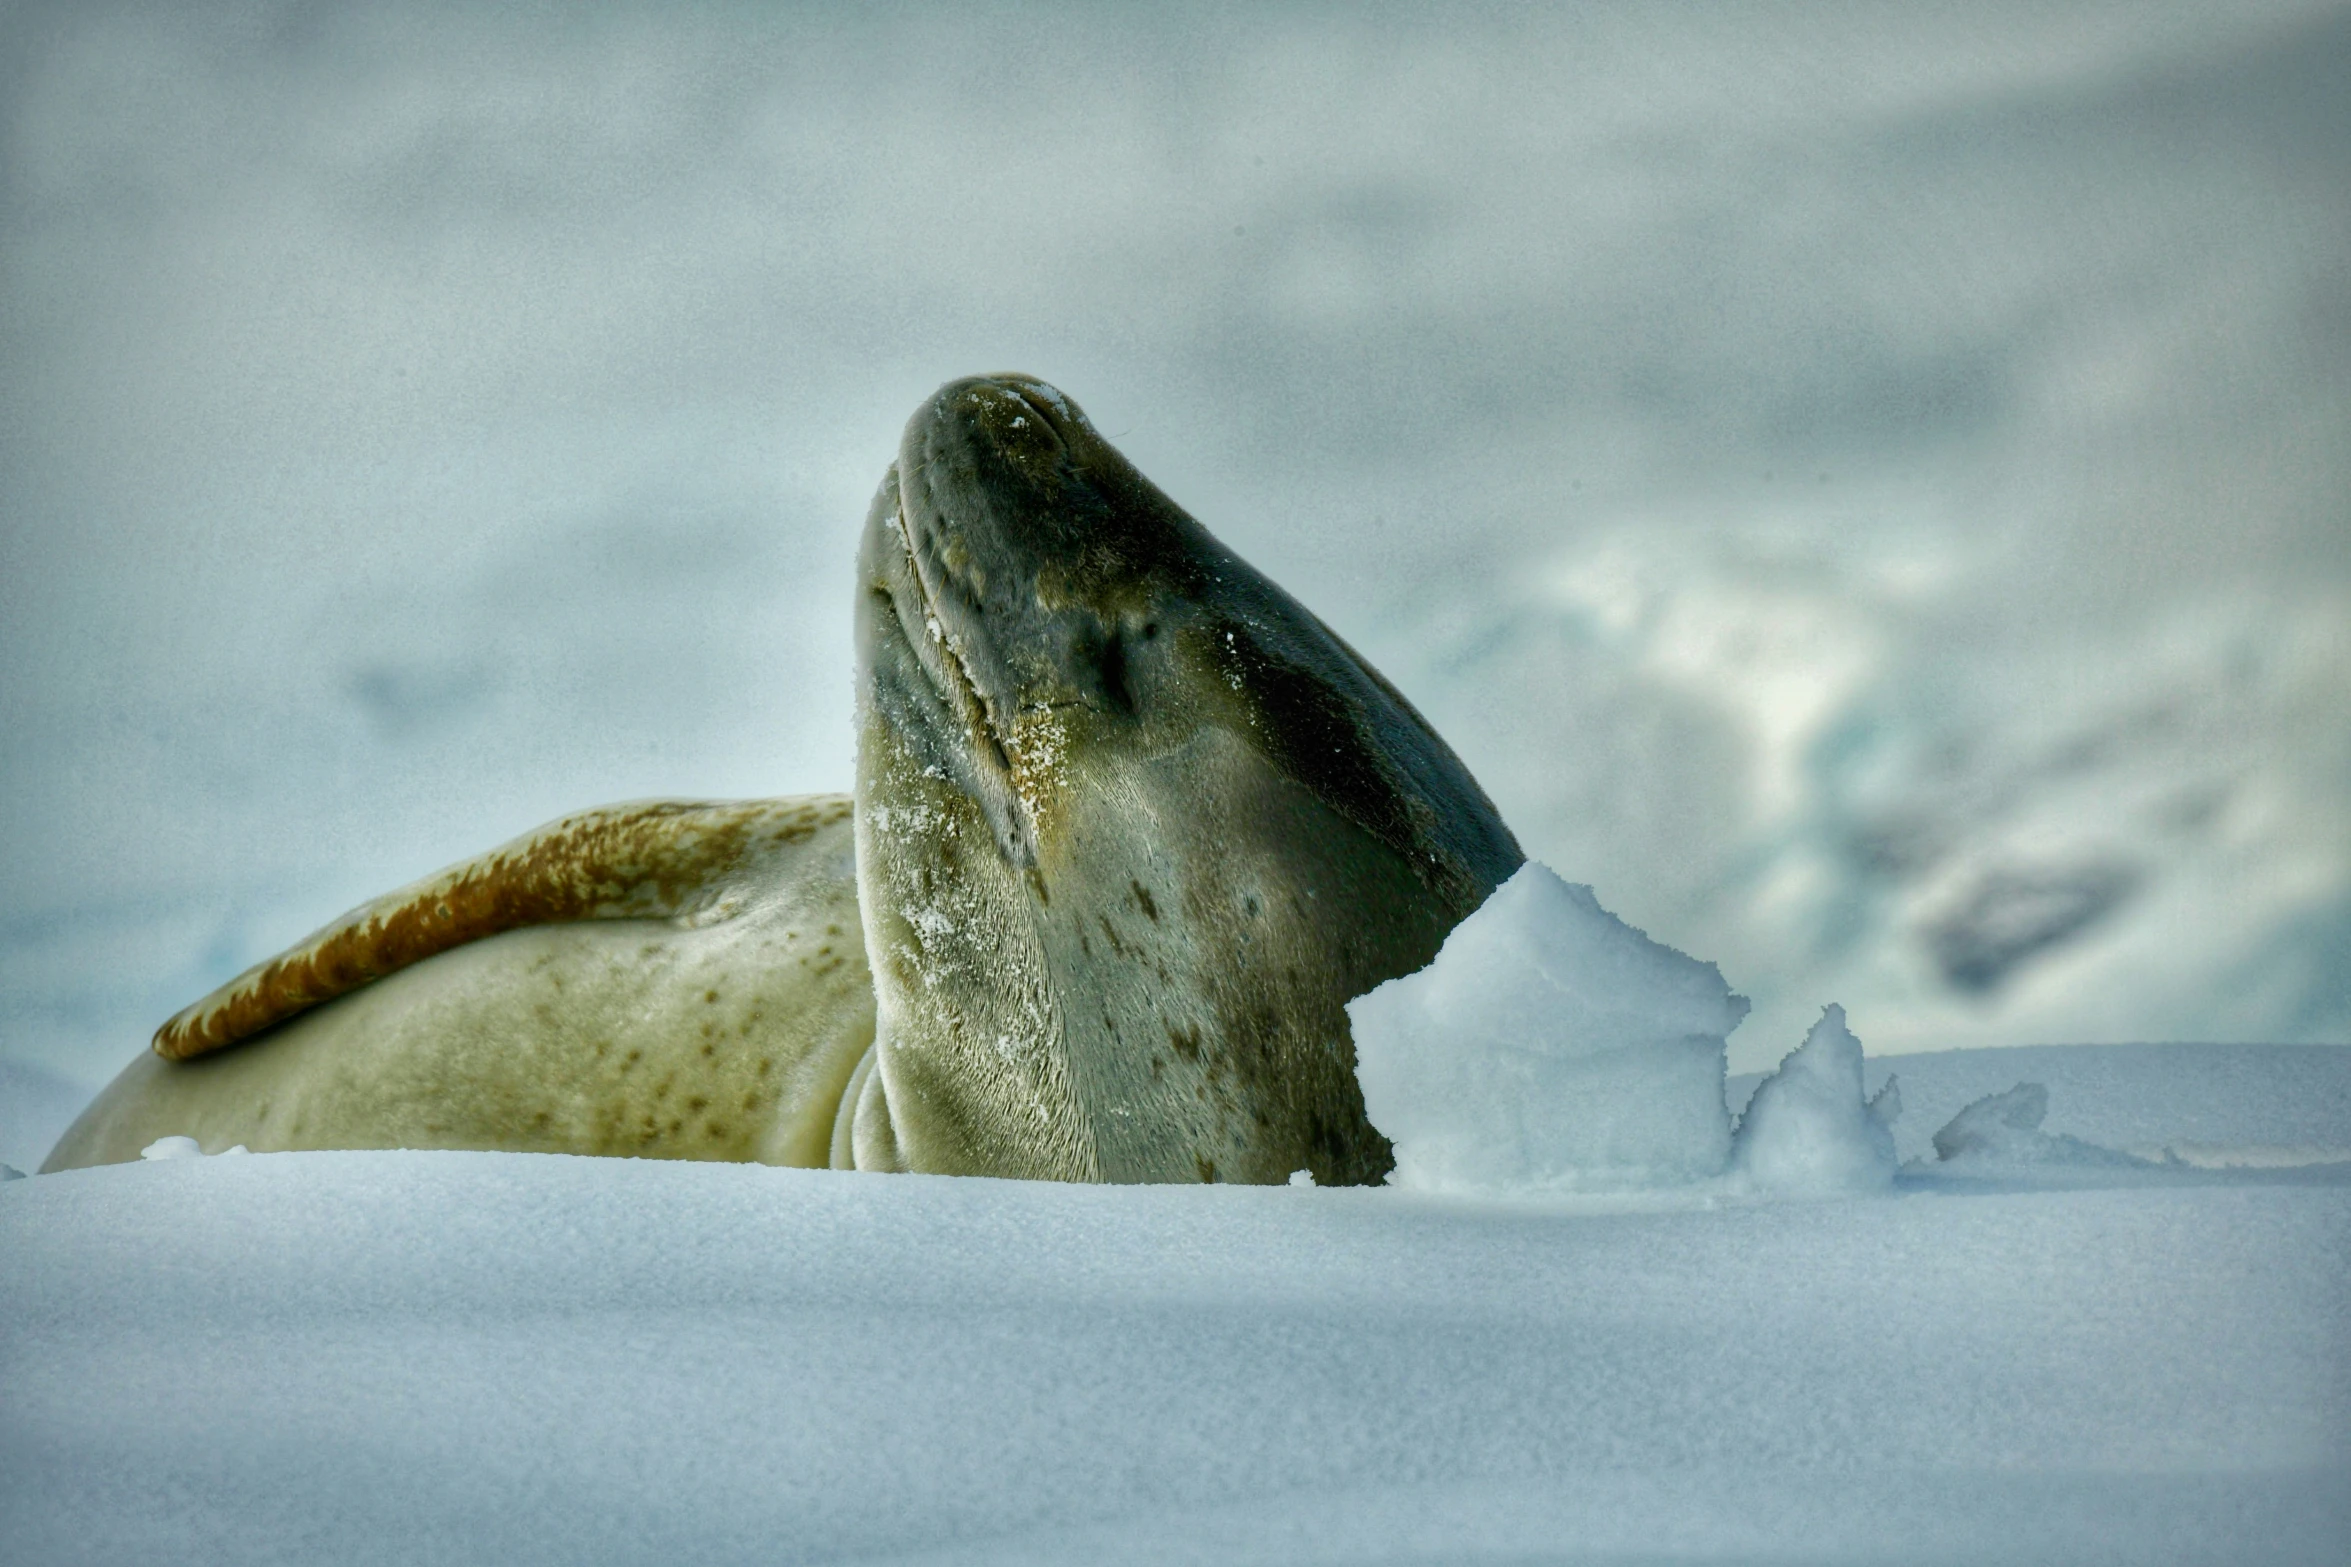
xmin=1140 ymin=621 xmax=1158 ymax=641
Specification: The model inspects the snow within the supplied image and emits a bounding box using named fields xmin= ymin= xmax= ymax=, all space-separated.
xmin=1351 ymin=866 xmax=1910 ymax=1199
xmin=1734 ymin=1042 xmax=2351 ymax=1169
xmin=1349 ymin=863 xmax=2346 ymax=1213
xmin=1350 ymin=863 xmax=1748 ymax=1192
xmin=140 ymin=1134 xmax=248 ymax=1161
xmin=5 ymin=1045 xmax=2346 ymax=1566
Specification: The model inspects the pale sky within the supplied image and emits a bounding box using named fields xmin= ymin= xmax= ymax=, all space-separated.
xmin=3 ymin=0 xmax=2346 ymax=1087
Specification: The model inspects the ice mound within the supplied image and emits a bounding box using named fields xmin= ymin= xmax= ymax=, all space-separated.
xmin=1349 ymin=862 xmax=1749 ymax=1192
xmin=0 ymin=1163 xmax=24 ymax=1181
xmin=1917 ymin=1083 xmax=2150 ymax=1174
xmin=1349 ymin=864 xmax=1916 ymax=1200
xmin=1728 ymin=1004 xmax=1900 ymax=1195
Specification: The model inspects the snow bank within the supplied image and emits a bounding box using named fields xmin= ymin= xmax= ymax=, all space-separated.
xmin=1349 ymin=863 xmax=1747 ymax=1192
xmin=1728 ymin=1004 xmax=1900 ymax=1195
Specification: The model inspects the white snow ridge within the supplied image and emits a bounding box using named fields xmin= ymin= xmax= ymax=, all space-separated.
xmin=1729 ymin=1003 xmax=1900 ymax=1196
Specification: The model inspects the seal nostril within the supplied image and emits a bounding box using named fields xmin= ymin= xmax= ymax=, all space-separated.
xmin=1099 ymin=630 xmax=1132 ymax=714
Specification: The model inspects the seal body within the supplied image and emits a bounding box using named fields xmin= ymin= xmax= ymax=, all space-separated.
xmin=846 ymin=376 xmax=1522 ymax=1184
xmin=43 ymin=798 xmax=872 ymax=1170
xmin=45 ymin=376 xmax=1521 ymax=1184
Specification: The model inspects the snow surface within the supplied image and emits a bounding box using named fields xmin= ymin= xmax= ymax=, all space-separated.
xmin=5 ymin=1044 xmax=2347 ymax=1566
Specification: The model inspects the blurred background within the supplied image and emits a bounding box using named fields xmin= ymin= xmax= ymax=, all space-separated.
xmin=4 ymin=0 xmax=2346 ymax=1154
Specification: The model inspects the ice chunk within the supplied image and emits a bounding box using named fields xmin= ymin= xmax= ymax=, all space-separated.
xmin=1729 ymin=1004 xmax=1898 ymax=1195
xmin=1924 ymin=1083 xmax=2149 ymax=1171
xmin=0 ymin=1163 xmax=25 ymax=1182
xmin=135 ymin=1136 xmax=249 ymax=1161
xmin=1932 ymin=1082 xmax=2045 ymax=1161
xmin=1349 ymin=862 xmax=1749 ymax=1192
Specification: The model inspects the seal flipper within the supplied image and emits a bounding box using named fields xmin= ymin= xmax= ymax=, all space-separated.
xmin=153 ymin=794 xmax=854 ymax=1060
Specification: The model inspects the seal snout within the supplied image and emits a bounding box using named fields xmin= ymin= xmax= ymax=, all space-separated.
xmin=892 ymin=374 xmax=1102 ymax=714
xmin=872 ymin=375 xmax=1204 ymax=868
xmin=930 ymin=373 xmax=1088 ymax=452
xmin=908 ymin=375 xmax=1085 ymax=510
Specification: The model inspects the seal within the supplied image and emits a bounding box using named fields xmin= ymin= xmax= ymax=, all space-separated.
xmin=839 ymin=375 xmax=1521 ymax=1184
xmin=42 ymin=797 xmax=876 ymax=1169
xmin=43 ymin=375 xmax=1521 ymax=1182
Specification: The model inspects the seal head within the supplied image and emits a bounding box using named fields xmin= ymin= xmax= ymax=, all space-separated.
xmin=851 ymin=374 xmax=1522 ymax=1184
